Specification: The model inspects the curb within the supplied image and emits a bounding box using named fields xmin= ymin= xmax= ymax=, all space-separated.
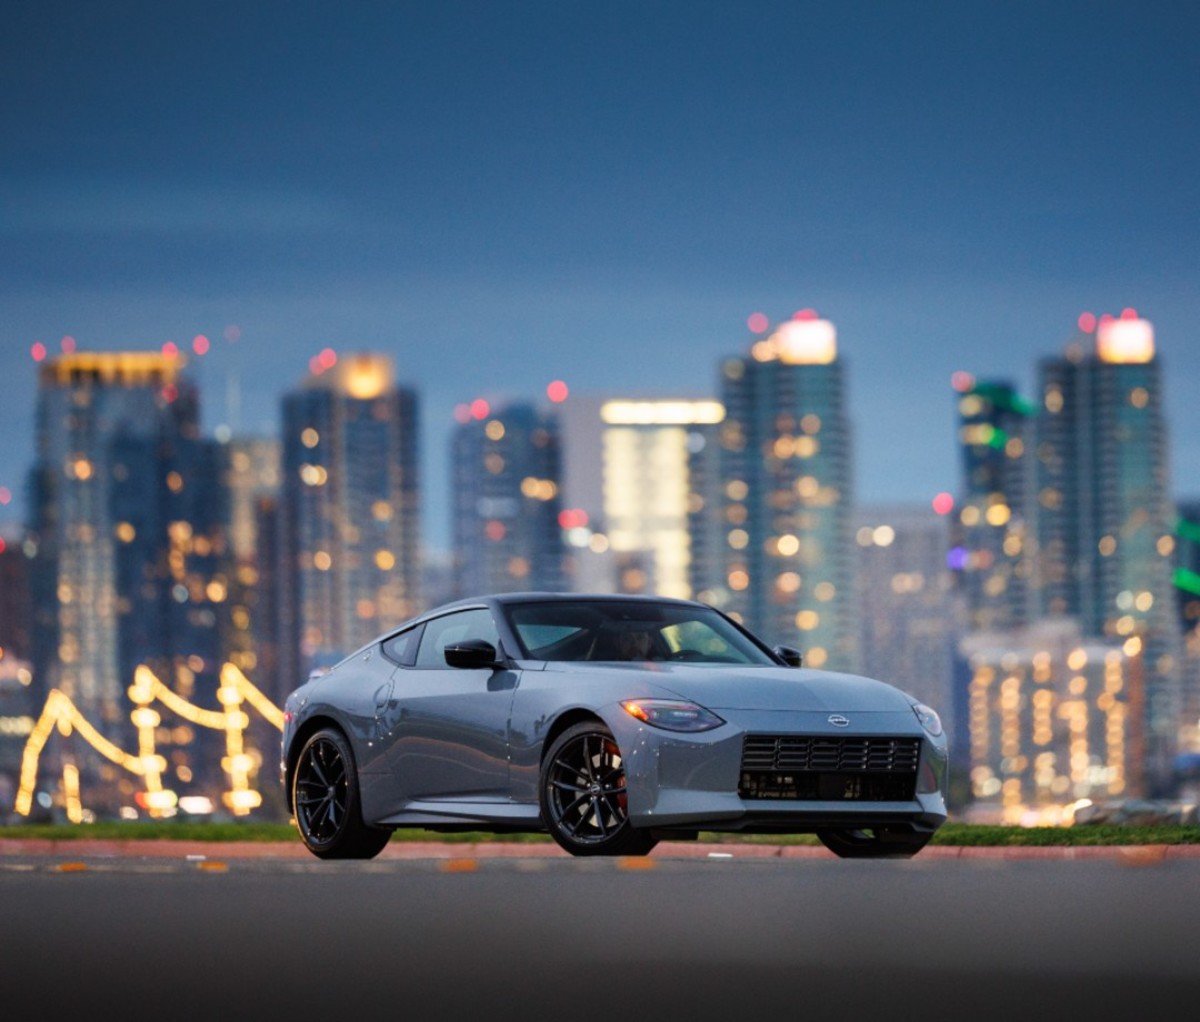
xmin=1 ymin=838 xmax=1198 ymax=861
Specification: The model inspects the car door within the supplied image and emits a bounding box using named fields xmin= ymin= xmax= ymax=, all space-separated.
xmin=377 ymin=606 xmax=517 ymax=803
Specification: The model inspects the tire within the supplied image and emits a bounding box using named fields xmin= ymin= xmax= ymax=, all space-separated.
xmin=817 ymin=827 xmax=933 ymax=859
xmin=292 ymin=727 xmax=392 ymax=860
xmin=539 ymin=722 xmax=658 ymax=857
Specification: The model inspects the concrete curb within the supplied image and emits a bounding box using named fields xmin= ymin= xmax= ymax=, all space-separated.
xmin=1 ymin=838 xmax=1198 ymax=861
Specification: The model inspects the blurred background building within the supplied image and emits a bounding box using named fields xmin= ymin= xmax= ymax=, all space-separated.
xmin=450 ymin=398 xmax=567 ymax=597
xmin=709 ymin=313 xmax=857 ymax=670
xmin=278 ymin=353 xmax=421 ymax=688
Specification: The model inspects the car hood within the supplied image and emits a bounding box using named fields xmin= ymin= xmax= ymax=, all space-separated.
xmin=544 ymin=662 xmax=917 ymax=713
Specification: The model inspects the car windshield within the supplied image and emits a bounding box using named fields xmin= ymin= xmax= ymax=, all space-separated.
xmin=504 ymin=600 xmax=777 ymax=665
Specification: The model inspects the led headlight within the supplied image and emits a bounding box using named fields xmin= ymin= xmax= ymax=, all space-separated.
xmin=621 ymin=699 xmax=725 ymax=733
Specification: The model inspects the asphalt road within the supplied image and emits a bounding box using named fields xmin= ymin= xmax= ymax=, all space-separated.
xmin=3 ymin=852 xmax=1198 ymax=1022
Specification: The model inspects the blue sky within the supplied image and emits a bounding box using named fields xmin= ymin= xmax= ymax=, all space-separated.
xmin=3 ymin=1 xmax=1198 ymax=552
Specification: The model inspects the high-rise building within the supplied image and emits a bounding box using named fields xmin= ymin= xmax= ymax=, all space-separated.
xmin=1172 ymin=501 xmax=1200 ymax=760
xmin=951 ymin=377 xmax=1036 ymax=631
xmin=854 ymin=503 xmax=965 ymax=752
xmin=28 ymin=351 xmax=232 ymax=812
xmin=278 ymin=353 xmax=421 ymax=682
xmin=451 ymin=399 xmax=567 ymax=597
xmin=599 ymin=398 xmax=725 ymax=599
xmin=1032 ymin=312 xmax=1183 ymax=792
xmin=220 ymin=436 xmax=283 ymax=761
xmin=709 ymin=313 xmax=856 ymax=669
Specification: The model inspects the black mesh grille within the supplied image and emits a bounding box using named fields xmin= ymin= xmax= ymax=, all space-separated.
xmin=739 ymin=734 xmax=920 ymax=801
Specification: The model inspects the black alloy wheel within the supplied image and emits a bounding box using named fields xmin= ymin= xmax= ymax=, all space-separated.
xmin=292 ymin=727 xmax=392 ymax=860
xmin=539 ymin=722 xmax=658 ymax=857
xmin=817 ymin=827 xmax=932 ymax=859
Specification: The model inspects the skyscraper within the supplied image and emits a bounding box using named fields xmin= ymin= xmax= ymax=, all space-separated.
xmin=278 ymin=353 xmax=421 ymax=682
xmin=710 ymin=313 xmax=856 ymax=670
xmin=855 ymin=503 xmax=964 ymax=751
xmin=28 ymin=351 xmax=232 ymax=811
xmin=951 ymin=377 xmax=1036 ymax=631
xmin=1171 ymin=502 xmax=1200 ymax=761
xmin=599 ymin=398 xmax=724 ymax=599
xmin=451 ymin=399 xmax=567 ymax=596
xmin=1032 ymin=312 xmax=1183 ymax=792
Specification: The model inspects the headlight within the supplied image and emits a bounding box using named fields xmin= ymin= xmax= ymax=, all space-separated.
xmin=912 ymin=702 xmax=943 ymax=737
xmin=621 ymin=699 xmax=725 ymax=733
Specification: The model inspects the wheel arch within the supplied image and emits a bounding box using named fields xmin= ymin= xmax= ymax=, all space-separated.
xmin=284 ymin=713 xmax=347 ymax=814
xmin=539 ymin=708 xmax=608 ymax=767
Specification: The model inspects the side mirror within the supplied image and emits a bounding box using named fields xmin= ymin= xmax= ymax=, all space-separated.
xmin=444 ymin=638 xmax=500 ymax=669
xmin=773 ymin=645 xmax=803 ymax=668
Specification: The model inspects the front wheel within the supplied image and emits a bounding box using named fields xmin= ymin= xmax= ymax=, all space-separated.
xmin=817 ymin=827 xmax=932 ymax=859
xmin=539 ymin=722 xmax=658 ymax=857
xmin=292 ymin=727 xmax=392 ymax=860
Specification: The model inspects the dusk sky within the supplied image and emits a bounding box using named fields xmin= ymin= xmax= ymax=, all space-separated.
xmin=3 ymin=1 xmax=1198 ymax=553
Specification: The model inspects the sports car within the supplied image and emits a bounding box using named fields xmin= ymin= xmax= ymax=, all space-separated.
xmin=281 ymin=592 xmax=948 ymax=858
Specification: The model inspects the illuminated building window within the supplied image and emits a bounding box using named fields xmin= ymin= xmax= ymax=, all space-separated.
xmin=301 ymin=428 xmax=320 ymax=448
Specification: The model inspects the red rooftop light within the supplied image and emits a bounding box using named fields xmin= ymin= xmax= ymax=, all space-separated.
xmin=31 ymin=342 xmax=47 ymax=362
xmin=547 ymin=380 xmax=569 ymax=403
xmin=1077 ymin=312 xmax=1097 ymax=333
xmin=747 ymin=312 xmax=769 ymax=334
xmin=793 ymin=308 xmax=818 ymax=321
xmin=932 ymin=492 xmax=955 ymax=516
xmin=193 ymin=335 xmax=210 ymax=355
xmin=470 ymin=399 xmax=490 ymax=420
xmin=61 ymin=336 xmax=77 ymax=354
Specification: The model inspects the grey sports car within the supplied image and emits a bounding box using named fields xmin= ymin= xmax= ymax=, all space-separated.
xmin=281 ymin=592 xmax=948 ymax=859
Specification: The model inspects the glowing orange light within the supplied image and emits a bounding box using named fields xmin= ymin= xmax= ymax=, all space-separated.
xmin=951 ymin=371 xmax=974 ymax=392
xmin=747 ymin=312 xmax=769 ymax=333
xmin=192 ymin=335 xmax=210 ymax=355
xmin=932 ymin=492 xmax=955 ymax=515
xmin=470 ymin=399 xmax=490 ymax=420
xmin=61 ymin=335 xmax=76 ymax=354
xmin=1078 ymin=312 xmax=1097 ymax=333
xmin=31 ymin=342 xmax=46 ymax=362
xmin=793 ymin=308 xmax=818 ymax=321
xmin=547 ymin=380 xmax=569 ymax=403
xmin=162 ymin=341 xmax=179 ymax=357
xmin=453 ymin=403 xmax=472 ymax=424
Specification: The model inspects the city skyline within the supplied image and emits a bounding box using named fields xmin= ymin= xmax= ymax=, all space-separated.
xmin=3 ymin=2 xmax=1198 ymax=551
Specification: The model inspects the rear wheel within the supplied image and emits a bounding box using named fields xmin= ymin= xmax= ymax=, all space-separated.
xmin=292 ymin=727 xmax=391 ymax=860
xmin=540 ymin=722 xmax=658 ymax=857
xmin=817 ymin=827 xmax=932 ymax=859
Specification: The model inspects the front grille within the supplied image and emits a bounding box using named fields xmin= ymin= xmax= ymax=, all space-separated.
xmin=739 ymin=734 xmax=920 ymax=801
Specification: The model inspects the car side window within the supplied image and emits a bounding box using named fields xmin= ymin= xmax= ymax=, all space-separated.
xmin=381 ymin=625 xmax=422 ymax=666
xmin=414 ymin=608 xmax=500 ymax=668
